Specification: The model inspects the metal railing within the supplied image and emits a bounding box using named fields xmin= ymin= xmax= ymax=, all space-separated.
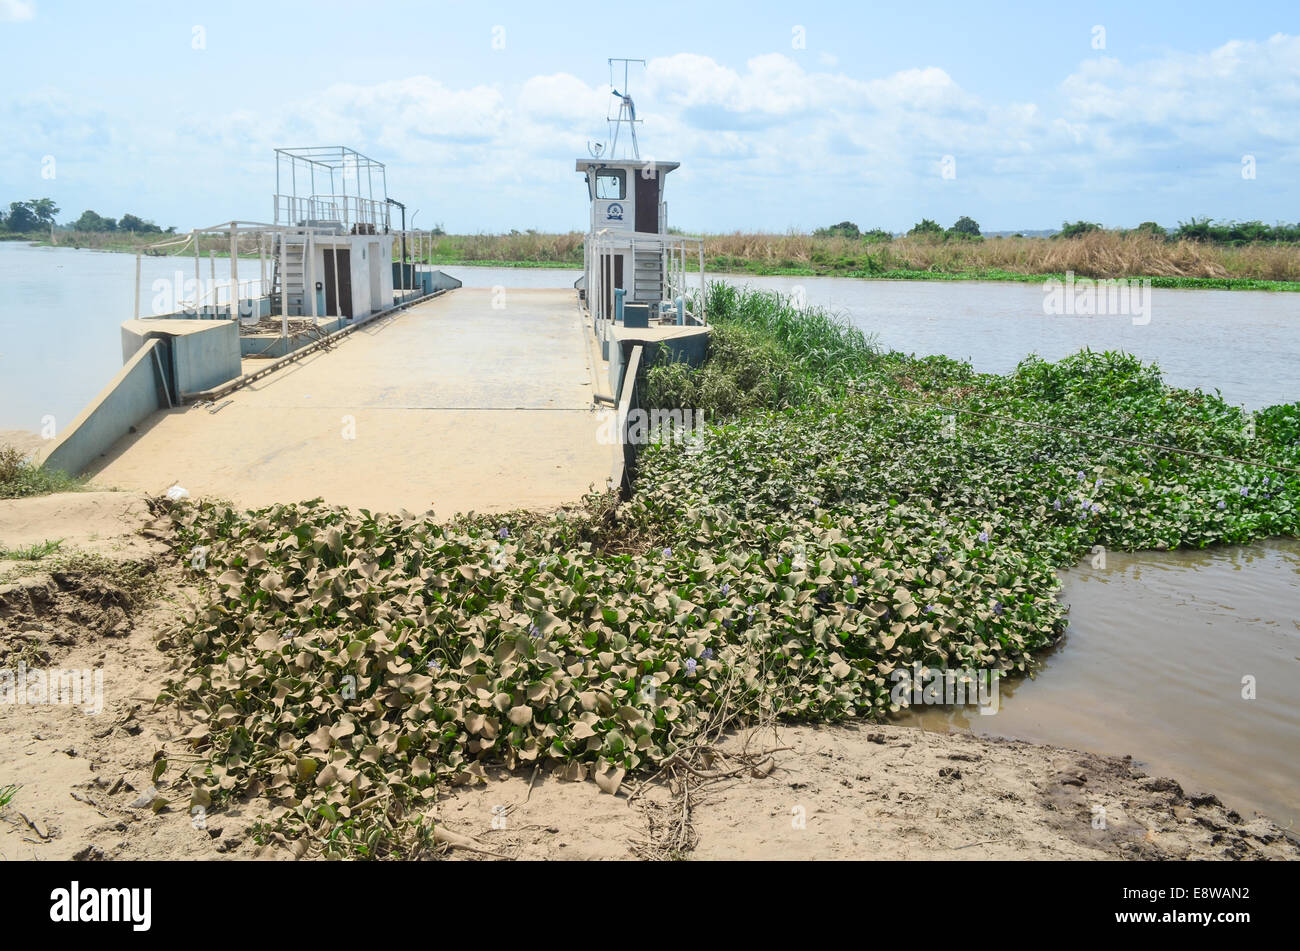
xmin=583 ymin=229 xmax=705 ymax=339
xmin=273 ymin=193 xmax=390 ymax=233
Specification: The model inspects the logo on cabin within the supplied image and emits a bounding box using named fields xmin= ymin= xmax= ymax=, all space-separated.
xmin=606 ymin=202 xmax=624 ymax=221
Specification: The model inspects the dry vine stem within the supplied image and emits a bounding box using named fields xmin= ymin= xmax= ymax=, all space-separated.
xmin=628 ymin=662 xmax=792 ymax=859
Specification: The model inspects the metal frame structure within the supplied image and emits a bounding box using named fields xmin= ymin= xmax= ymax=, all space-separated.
xmin=583 ymin=229 xmax=705 ymax=345
xmin=137 ymin=221 xmax=445 ymax=338
xmin=273 ymin=146 xmax=391 ymax=234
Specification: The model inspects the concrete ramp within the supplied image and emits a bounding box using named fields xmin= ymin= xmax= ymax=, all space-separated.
xmin=86 ymin=289 xmax=614 ymax=515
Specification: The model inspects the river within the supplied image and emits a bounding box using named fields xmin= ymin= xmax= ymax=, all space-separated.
xmin=2 ymin=248 xmax=1296 ymax=828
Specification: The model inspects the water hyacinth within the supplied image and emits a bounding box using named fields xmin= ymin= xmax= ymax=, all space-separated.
xmin=155 ymin=286 xmax=1300 ymax=857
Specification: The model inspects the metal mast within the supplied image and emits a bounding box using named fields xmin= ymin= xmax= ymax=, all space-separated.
xmin=607 ymin=57 xmax=645 ymax=160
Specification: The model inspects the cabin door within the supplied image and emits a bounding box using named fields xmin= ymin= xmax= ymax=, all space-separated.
xmin=634 ymin=174 xmax=659 ymax=233
xmin=323 ymin=248 xmax=353 ymax=318
xmin=600 ymin=253 xmax=625 ymax=318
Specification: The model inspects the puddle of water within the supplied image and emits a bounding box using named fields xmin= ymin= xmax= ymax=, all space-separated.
xmin=898 ymin=538 xmax=1300 ymax=830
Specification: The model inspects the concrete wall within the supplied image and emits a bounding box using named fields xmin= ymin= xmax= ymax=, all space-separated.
xmin=121 ymin=319 xmax=241 ymax=397
xmin=42 ymin=339 xmax=169 ymax=477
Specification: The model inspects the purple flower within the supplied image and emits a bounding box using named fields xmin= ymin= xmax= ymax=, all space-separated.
xmin=1217 ymin=500 xmax=1226 ymax=510
xmin=662 ymin=547 xmax=672 ymax=559
xmin=1052 ymin=499 xmax=1062 ymax=511
xmin=721 ymin=583 xmax=730 ymax=597
xmin=849 ymin=574 xmax=858 ymax=586
xmin=925 ymin=604 xmax=937 ymax=614
xmin=1076 ymin=471 xmax=1086 ymax=481
xmin=1238 ymin=486 xmax=1249 ymax=497
xmin=428 ymin=660 xmax=442 ymax=674
xmin=1094 ymin=478 xmax=1103 ymax=490
xmin=747 ymin=606 xmax=755 ymax=618
xmin=1263 ymin=476 xmax=1271 ymax=485
xmin=702 ymin=648 xmax=714 ymax=660
xmin=528 ymin=623 xmax=540 ymax=639
xmin=977 ymin=531 xmax=989 ymax=543
xmin=686 ymin=658 xmax=698 ymax=674
xmin=1090 ymin=503 xmax=1101 ymax=514
xmin=497 ymin=527 xmax=509 ymax=539
xmin=992 ymin=601 xmax=1004 ymax=616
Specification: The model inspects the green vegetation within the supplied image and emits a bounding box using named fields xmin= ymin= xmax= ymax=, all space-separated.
xmin=0 ymin=198 xmax=58 ymax=234
xmin=154 ymin=283 xmax=1298 ymax=857
xmin=949 ymin=216 xmax=981 ymax=239
xmin=0 ymin=445 xmax=82 ymax=499
xmin=0 ymin=539 xmax=64 ymax=561
xmin=0 ymin=784 xmax=19 ymax=808
xmin=1056 ymin=220 xmax=1103 ymax=239
xmin=908 ymin=218 xmax=946 ymax=239
xmin=0 ymin=196 xmax=173 ymax=241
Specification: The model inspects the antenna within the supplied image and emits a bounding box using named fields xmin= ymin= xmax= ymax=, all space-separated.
xmin=587 ymin=140 xmax=605 ymax=158
xmin=606 ymin=57 xmax=645 ymax=160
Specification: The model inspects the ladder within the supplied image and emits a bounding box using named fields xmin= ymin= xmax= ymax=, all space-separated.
xmin=631 ymin=247 xmax=662 ymax=304
xmin=269 ymin=234 xmax=308 ymax=315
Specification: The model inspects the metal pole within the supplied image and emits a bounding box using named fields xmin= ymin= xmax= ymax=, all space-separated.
xmin=306 ymin=231 xmax=317 ymax=324
xmin=229 ymin=224 xmax=239 ymax=320
xmin=331 ymin=243 xmax=342 ymax=321
xmin=698 ymin=243 xmax=705 ymax=321
xmin=192 ymin=230 xmax=200 ymax=311
xmin=260 ymin=234 xmax=267 ymax=305
xmin=279 ymin=231 xmax=288 ymax=338
xmin=134 ymin=252 xmax=141 ymax=319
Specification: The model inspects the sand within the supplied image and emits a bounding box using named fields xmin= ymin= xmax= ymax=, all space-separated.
xmin=0 ymin=491 xmax=1295 ymax=861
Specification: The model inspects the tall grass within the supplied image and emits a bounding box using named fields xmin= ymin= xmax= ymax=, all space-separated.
xmin=702 ymin=230 xmax=1300 ymax=281
xmin=0 ymin=444 xmax=82 ymax=499
xmin=36 ymin=227 xmax=1300 ymax=282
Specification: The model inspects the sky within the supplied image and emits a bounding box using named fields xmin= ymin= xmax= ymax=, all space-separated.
xmin=2 ymin=0 xmax=1298 ymax=234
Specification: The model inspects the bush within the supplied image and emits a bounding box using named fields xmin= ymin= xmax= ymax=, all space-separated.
xmin=1057 ymin=220 xmax=1103 ymax=239
xmin=0 ymin=444 xmax=81 ymax=499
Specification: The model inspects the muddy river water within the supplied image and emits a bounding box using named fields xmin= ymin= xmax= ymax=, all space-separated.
xmin=4 ymin=250 xmax=1297 ymax=826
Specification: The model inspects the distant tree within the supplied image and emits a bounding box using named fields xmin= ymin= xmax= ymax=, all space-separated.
xmin=117 ymin=213 xmax=162 ymax=234
xmin=1133 ymin=221 xmax=1167 ymax=240
xmin=949 ymin=215 xmax=981 ymax=238
xmin=813 ymin=220 xmax=861 ymax=239
xmin=861 ymin=227 xmax=894 ymax=242
xmin=71 ymin=209 xmax=117 ymax=232
xmin=2 ymin=201 xmax=40 ymax=232
xmin=908 ymin=218 xmax=945 ymax=238
xmin=29 ymin=198 xmax=59 ymax=227
xmin=1056 ymin=220 xmax=1103 ymax=238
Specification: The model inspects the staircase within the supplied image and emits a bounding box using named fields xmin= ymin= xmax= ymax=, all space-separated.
xmin=270 ymin=235 xmax=308 ymax=315
xmin=631 ymin=248 xmax=662 ymax=305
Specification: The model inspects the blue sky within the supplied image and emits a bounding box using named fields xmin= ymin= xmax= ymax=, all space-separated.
xmin=2 ymin=0 xmax=1298 ymax=233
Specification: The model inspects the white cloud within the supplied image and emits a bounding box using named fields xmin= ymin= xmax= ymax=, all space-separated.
xmin=0 ymin=0 xmax=33 ymax=22
xmin=11 ymin=36 xmax=1300 ymax=232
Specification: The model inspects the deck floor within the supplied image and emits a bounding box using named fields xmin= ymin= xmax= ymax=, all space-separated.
xmin=88 ymin=289 xmax=615 ymax=515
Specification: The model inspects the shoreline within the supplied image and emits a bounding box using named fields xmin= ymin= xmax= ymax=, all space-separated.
xmin=0 ymin=489 xmax=1294 ymax=860
xmin=13 ymin=238 xmax=1300 ymax=292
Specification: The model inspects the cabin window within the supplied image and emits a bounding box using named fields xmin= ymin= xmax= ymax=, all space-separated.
xmin=595 ymin=170 xmax=625 ymax=200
